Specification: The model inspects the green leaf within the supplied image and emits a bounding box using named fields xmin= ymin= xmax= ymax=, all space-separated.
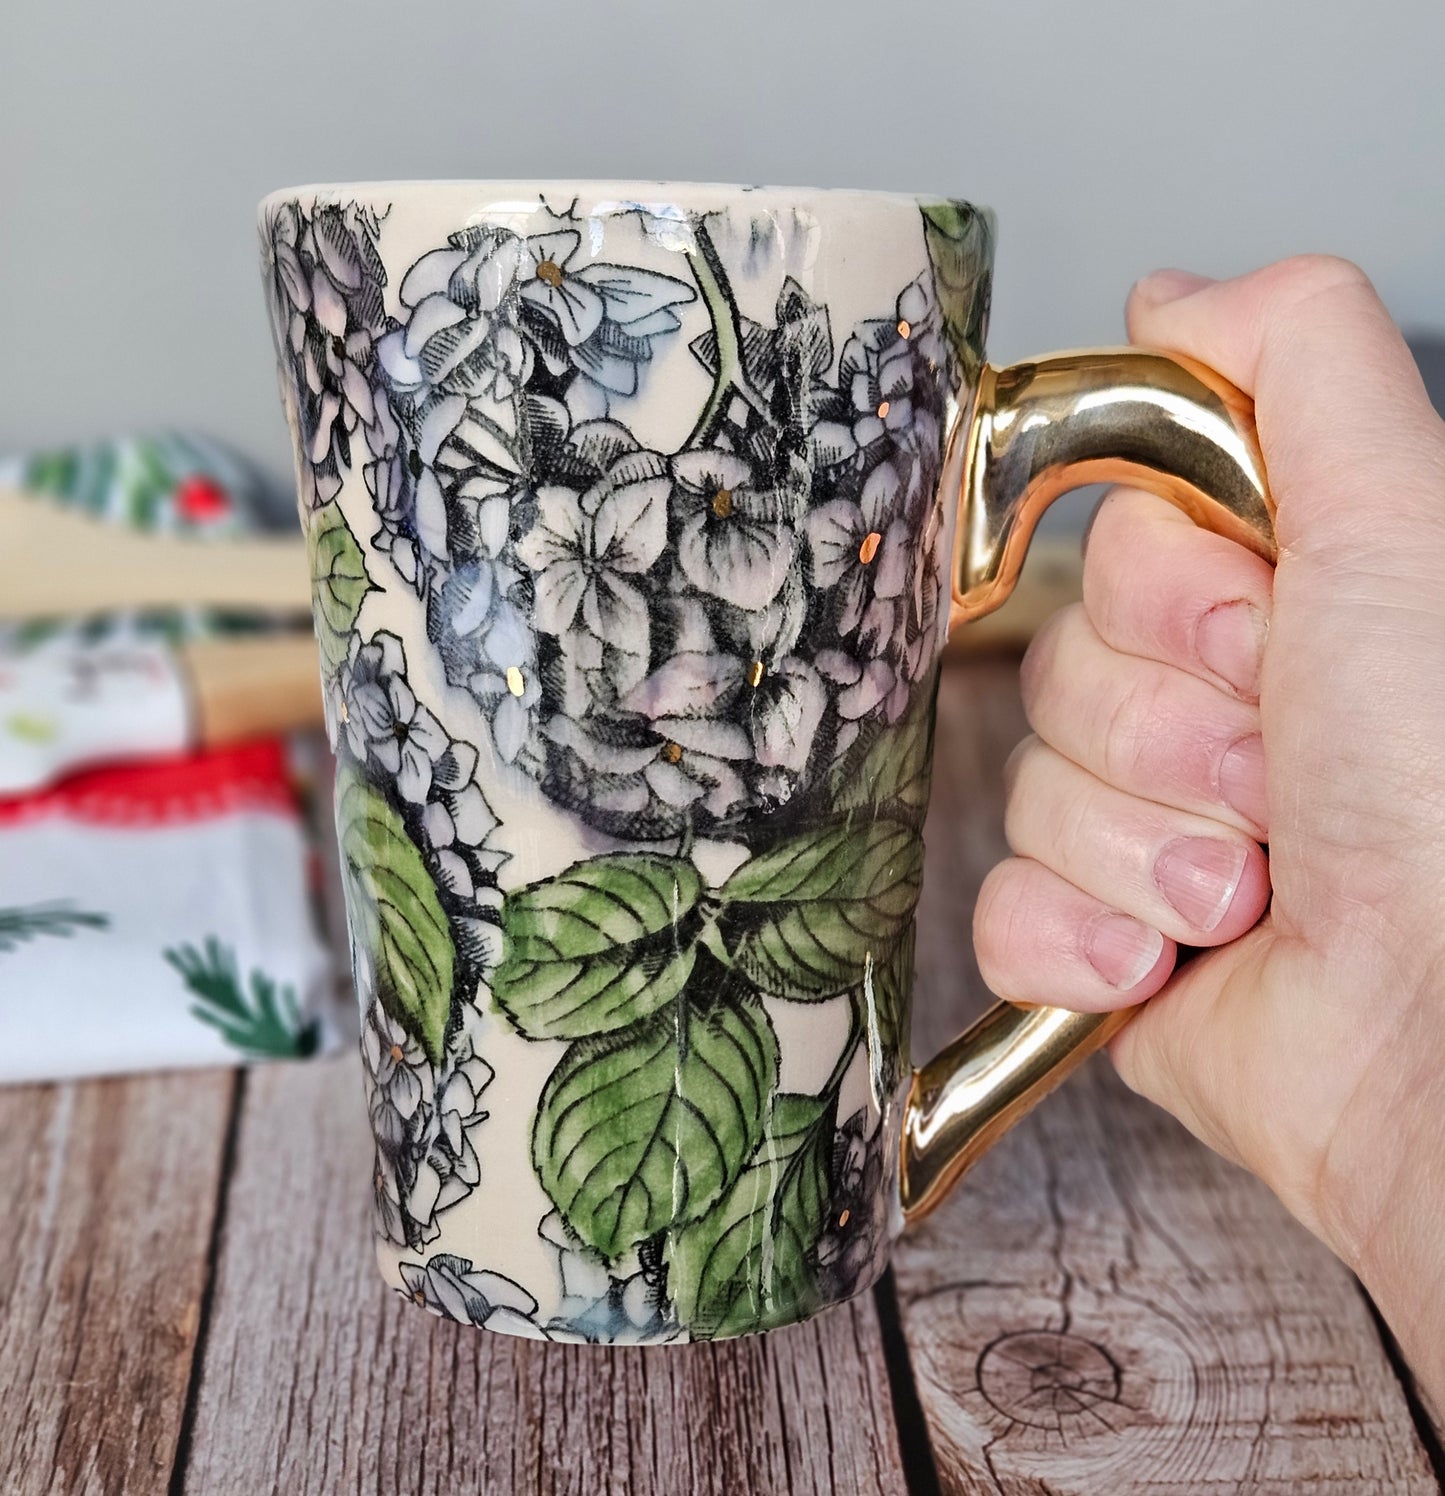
xmin=866 ymin=928 xmax=915 ymax=1082
xmin=532 ymin=977 xmax=778 ymax=1259
xmin=493 ymin=854 xmax=703 ymax=1041
xmin=719 ymin=822 xmax=924 ymax=997
xmin=309 ymin=503 xmax=372 ymax=670
xmin=0 ymin=902 xmax=109 ymax=956
xmin=920 ymin=200 xmax=994 ymax=385
xmin=336 ymin=769 xmax=453 ymax=1064
xmin=827 ymin=695 xmax=937 ymax=829
xmin=165 ymin=936 xmax=321 ymax=1060
xmin=669 ymin=1092 xmax=833 ymax=1337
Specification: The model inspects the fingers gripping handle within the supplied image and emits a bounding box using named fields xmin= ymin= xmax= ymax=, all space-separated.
xmin=900 ymin=347 xmax=1275 ymax=1223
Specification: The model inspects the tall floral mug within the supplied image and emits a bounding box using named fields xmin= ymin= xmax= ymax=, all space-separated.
xmin=260 ymin=182 xmax=1274 ymax=1343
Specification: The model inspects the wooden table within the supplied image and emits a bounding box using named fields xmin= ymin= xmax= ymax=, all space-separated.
xmin=4 ymin=657 xmax=1441 ymax=1495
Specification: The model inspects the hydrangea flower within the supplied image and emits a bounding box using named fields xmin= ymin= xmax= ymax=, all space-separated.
xmin=516 ymin=229 xmax=696 ymax=395
xmin=624 ymin=647 xmax=827 ymax=784
xmin=363 ymin=392 xmax=471 ymax=586
xmin=670 ymin=448 xmax=797 ymax=611
xmin=514 ymin=424 xmax=670 ymax=695
xmin=376 ymin=226 xmax=532 ymax=405
xmin=813 ymin=1112 xmax=890 ymax=1306
xmin=538 ymin=1212 xmax=679 ymax=1344
xmin=262 ymin=201 xmax=389 ymax=508
xmin=805 ymin=458 xmax=914 ymax=651
xmin=424 ymin=1042 xmax=494 ymax=1214
xmin=362 ymin=1002 xmax=433 ymax=1143
xmin=371 ymin=1148 xmax=408 ymax=1245
xmin=398 ymin=1254 xmax=545 ymax=1336
xmin=341 ymin=634 xmax=450 ymax=803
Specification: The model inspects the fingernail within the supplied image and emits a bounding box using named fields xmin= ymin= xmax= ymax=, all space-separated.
xmin=1195 ymin=599 xmax=1268 ymax=697
xmin=1154 ymin=837 xmax=1247 ymax=933
xmin=1086 ymin=913 xmax=1164 ymax=990
xmin=1219 ymin=732 xmax=1268 ymax=831
xmin=1133 ymin=269 xmax=1217 ymax=307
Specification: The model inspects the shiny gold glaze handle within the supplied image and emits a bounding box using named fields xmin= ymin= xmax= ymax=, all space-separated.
xmin=901 ymin=348 xmax=1276 ymax=1223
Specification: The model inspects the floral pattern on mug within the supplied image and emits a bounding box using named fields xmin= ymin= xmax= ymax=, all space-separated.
xmin=264 ymin=191 xmax=993 ymax=1340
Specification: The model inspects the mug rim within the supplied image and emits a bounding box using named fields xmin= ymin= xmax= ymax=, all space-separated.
xmin=258 ymin=179 xmax=993 ymax=218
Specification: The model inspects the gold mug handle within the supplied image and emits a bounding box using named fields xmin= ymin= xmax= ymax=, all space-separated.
xmin=900 ymin=348 xmax=1277 ymax=1221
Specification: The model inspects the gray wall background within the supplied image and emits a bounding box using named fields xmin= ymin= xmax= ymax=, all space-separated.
xmin=4 ymin=0 xmax=1443 ymax=483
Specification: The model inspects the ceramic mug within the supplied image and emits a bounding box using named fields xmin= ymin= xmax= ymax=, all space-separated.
xmin=260 ymin=181 xmax=1273 ymax=1343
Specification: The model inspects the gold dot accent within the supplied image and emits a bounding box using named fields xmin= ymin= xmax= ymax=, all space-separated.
xmin=876 ymin=400 xmax=890 ymax=419
xmin=746 ymin=661 xmax=765 ymax=688
xmin=897 ymin=319 xmax=911 ymax=338
xmin=505 ymin=666 xmax=526 ymax=697
xmin=413 ymin=1289 xmax=427 ymax=1306
xmin=337 ymin=699 xmax=350 ymax=723
xmin=535 ymin=259 xmax=564 ymax=287
xmin=662 ymin=741 xmax=683 ymax=764
xmin=858 ymin=531 xmax=882 ymax=565
xmin=389 ymin=1043 xmax=404 ymax=1063
xmin=711 ymin=487 xmax=733 ymax=519
xmin=838 ymin=1208 xmax=851 ymax=1227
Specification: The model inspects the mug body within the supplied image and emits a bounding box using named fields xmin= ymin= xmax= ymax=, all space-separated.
xmin=260 ymin=180 xmax=994 ymax=1343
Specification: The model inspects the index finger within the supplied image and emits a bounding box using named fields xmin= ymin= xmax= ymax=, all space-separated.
xmin=1126 ymin=257 xmax=1445 ymax=560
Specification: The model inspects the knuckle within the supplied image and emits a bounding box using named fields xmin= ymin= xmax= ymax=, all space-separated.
xmin=1002 ymin=735 xmax=1041 ymax=799
xmin=1262 ymin=253 xmax=1372 ymax=305
xmin=1019 ymin=604 xmax=1082 ymax=716
xmin=1097 ymin=670 xmax=1161 ymax=787
xmin=973 ymin=862 xmax=1029 ymax=979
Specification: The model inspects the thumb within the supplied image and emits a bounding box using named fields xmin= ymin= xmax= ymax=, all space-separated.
xmin=1107 ymin=926 xmax=1339 ymax=1239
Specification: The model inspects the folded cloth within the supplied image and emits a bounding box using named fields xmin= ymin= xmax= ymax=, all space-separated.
xmin=0 ymin=433 xmax=343 ymax=1083
xmin=0 ymin=430 xmax=296 ymax=537
xmin=0 ymin=631 xmax=193 ymax=796
xmin=0 ymin=740 xmax=339 ymax=1083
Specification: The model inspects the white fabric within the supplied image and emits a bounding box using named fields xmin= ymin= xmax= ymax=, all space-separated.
xmin=0 ymin=636 xmax=190 ymax=796
xmin=0 ymin=750 xmax=337 ymax=1084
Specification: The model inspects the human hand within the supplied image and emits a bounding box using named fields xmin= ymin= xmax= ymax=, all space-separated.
xmin=971 ymin=256 xmax=1445 ymax=1408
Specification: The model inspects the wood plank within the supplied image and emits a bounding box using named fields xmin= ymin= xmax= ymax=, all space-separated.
xmin=182 ymin=1054 xmax=910 ymax=1496
xmin=0 ymin=1070 xmax=236 ymax=1495
xmin=894 ymin=658 xmax=1437 ymax=1494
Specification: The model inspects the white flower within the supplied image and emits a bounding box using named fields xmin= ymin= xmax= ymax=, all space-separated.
xmin=398 ymin=1254 xmax=542 ymax=1333
xmin=377 ymin=226 xmax=533 ymax=404
xmin=840 ymin=317 xmax=918 ymax=450
xmin=538 ymin=1213 xmax=680 ymax=1344
xmin=362 ymin=1002 xmax=433 ymax=1127
xmin=371 ymin=1148 xmax=407 ymax=1246
xmin=670 ymin=449 xmax=797 ymax=611
xmin=517 ymin=229 xmax=695 ymax=394
xmin=806 ymin=458 xmax=913 ymax=651
xmin=427 ymin=1046 xmax=494 ymax=1212
xmin=624 ymin=647 xmax=826 ymax=780
xmin=515 ymin=426 xmax=670 ymax=675
xmin=343 ymin=634 xmax=450 ymax=803
xmin=263 ymin=202 xmax=389 ymax=509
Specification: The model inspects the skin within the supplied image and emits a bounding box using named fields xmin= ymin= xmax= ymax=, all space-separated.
xmin=971 ymin=256 xmax=1445 ymax=1411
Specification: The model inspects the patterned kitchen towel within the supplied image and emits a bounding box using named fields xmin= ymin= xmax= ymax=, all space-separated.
xmin=1 ymin=430 xmax=295 ymax=538
xmin=0 ymin=434 xmax=342 ymax=1082
xmin=0 ymin=739 xmax=339 ymax=1083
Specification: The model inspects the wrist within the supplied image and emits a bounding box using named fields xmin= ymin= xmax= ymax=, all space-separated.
xmin=1319 ymin=1021 xmax=1445 ymax=1412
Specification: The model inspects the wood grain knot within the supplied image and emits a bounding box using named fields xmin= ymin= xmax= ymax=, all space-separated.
xmin=976 ymin=1330 xmax=1122 ymax=1431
